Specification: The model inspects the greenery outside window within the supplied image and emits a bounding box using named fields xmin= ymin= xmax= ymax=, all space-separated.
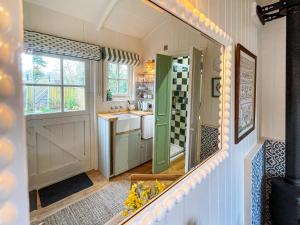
xmin=22 ymin=53 xmax=87 ymax=115
xmin=106 ymin=62 xmax=132 ymax=100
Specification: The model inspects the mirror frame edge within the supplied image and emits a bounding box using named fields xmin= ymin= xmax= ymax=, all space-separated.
xmin=121 ymin=0 xmax=233 ymax=224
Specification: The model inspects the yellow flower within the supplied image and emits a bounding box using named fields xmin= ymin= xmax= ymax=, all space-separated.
xmin=122 ymin=210 xmax=129 ymax=217
xmin=155 ymin=180 xmax=166 ymax=193
xmin=123 ymin=180 xmax=167 ymax=217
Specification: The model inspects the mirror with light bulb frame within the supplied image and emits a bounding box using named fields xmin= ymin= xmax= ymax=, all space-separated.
xmin=118 ymin=0 xmax=231 ymax=223
xmin=22 ymin=0 xmax=231 ymax=224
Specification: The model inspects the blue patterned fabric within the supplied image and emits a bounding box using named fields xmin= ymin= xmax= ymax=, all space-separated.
xmin=251 ymin=146 xmax=265 ymax=225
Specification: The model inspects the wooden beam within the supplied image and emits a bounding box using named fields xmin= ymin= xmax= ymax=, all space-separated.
xmin=96 ymin=0 xmax=119 ymax=31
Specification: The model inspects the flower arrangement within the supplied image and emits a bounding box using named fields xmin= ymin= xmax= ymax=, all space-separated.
xmin=122 ymin=180 xmax=166 ymax=216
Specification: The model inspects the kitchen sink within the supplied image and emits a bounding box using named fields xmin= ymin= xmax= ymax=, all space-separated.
xmin=115 ymin=114 xmax=140 ymax=133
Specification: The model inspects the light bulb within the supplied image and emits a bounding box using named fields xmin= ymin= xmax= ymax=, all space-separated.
xmin=0 ymin=7 xmax=10 ymax=32
xmin=0 ymin=71 xmax=14 ymax=98
xmin=0 ymin=103 xmax=15 ymax=135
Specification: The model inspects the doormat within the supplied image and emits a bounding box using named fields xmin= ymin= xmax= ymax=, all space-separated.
xmin=29 ymin=190 xmax=37 ymax=212
xmin=39 ymin=173 xmax=93 ymax=207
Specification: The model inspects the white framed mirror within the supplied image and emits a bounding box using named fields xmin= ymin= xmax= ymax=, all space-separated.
xmin=119 ymin=0 xmax=232 ymax=224
xmin=22 ymin=0 xmax=233 ymax=224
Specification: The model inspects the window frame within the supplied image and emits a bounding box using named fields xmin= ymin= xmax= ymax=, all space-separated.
xmin=103 ymin=61 xmax=134 ymax=101
xmin=23 ymin=52 xmax=89 ymax=119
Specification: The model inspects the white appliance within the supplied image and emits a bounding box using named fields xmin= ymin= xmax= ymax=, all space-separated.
xmin=142 ymin=115 xmax=154 ymax=139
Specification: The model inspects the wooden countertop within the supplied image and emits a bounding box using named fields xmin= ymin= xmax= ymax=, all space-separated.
xmin=97 ymin=110 xmax=153 ymax=121
xmin=129 ymin=110 xmax=153 ymax=116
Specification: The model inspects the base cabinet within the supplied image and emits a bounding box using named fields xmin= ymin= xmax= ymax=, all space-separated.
xmin=114 ymin=133 xmax=130 ymax=175
xmin=99 ymin=118 xmax=153 ymax=178
xmin=128 ymin=131 xmax=141 ymax=170
xmin=140 ymin=138 xmax=153 ymax=164
xmin=114 ymin=130 xmax=141 ymax=176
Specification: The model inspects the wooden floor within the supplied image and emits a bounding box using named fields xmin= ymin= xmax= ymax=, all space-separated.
xmin=30 ymin=155 xmax=185 ymax=222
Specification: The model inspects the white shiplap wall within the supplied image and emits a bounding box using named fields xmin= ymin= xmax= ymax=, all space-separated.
xmin=21 ymin=0 xmax=261 ymax=224
xmin=260 ymin=18 xmax=286 ymax=141
xmin=147 ymin=0 xmax=261 ymax=225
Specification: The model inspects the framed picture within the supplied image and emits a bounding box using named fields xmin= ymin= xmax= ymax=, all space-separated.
xmin=212 ymin=77 xmax=221 ymax=97
xmin=235 ymin=44 xmax=257 ymax=144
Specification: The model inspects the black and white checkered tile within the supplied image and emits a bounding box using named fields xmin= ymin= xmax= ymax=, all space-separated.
xmin=170 ymin=56 xmax=190 ymax=149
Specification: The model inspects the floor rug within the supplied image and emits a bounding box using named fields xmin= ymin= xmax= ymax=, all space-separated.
xmin=39 ymin=173 xmax=93 ymax=207
xmin=31 ymin=180 xmax=130 ymax=225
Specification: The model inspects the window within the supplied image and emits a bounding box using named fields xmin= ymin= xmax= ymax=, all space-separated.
xmin=22 ymin=53 xmax=86 ymax=115
xmin=107 ymin=62 xmax=132 ymax=98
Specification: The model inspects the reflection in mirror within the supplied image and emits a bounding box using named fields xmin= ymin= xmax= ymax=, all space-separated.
xmin=23 ymin=0 xmax=223 ymax=224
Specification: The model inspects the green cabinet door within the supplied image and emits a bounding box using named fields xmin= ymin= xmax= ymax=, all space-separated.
xmin=128 ymin=130 xmax=141 ymax=169
xmin=153 ymin=54 xmax=172 ymax=173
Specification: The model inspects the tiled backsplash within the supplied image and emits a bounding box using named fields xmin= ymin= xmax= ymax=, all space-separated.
xmin=200 ymin=125 xmax=219 ymax=161
xmin=251 ymin=139 xmax=286 ymax=225
xmin=264 ymin=139 xmax=286 ymax=225
xmin=251 ymin=145 xmax=265 ymax=225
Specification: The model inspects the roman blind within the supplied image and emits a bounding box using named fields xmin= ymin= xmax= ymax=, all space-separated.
xmin=102 ymin=47 xmax=140 ymax=66
xmin=24 ymin=30 xmax=102 ymax=61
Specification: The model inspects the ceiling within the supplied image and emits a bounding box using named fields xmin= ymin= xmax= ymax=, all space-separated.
xmin=257 ymin=0 xmax=278 ymax=6
xmin=25 ymin=0 xmax=111 ymax=23
xmin=24 ymin=0 xmax=168 ymax=39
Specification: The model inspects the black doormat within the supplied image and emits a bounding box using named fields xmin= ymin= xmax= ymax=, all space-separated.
xmin=29 ymin=190 xmax=37 ymax=212
xmin=39 ymin=173 xmax=93 ymax=207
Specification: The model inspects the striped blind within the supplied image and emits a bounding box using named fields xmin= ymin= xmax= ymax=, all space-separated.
xmin=24 ymin=30 xmax=102 ymax=61
xmin=102 ymin=47 xmax=140 ymax=66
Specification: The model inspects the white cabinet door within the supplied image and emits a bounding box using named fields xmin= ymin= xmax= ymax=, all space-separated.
xmin=140 ymin=141 xmax=147 ymax=164
xmin=146 ymin=139 xmax=153 ymax=162
xmin=140 ymin=138 xmax=153 ymax=164
xmin=114 ymin=133 xmax=129 ymax=175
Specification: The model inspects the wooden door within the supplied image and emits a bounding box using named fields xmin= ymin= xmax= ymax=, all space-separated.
xmin=27 ymin=115 xmax=91 ymax=189
xmin=153 ymin=54 xmax=172 ymax=173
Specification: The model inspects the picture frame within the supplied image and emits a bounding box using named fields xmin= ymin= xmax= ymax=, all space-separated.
xmin=235 ymin=43 xmax=257 ymax=144
xmin=212 ymin=77 xmax=221 ymax=97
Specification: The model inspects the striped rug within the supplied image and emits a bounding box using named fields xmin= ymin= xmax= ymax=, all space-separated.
xmin=31 ymin=180 xmax=130 ymax=225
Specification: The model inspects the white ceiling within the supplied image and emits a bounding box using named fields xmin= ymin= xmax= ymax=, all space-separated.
xmin=257 ymin=0 xmax=279 ymax=6
xmin=24 ymin=0 xmax=111 ymax=23
xmin=104 ymin=0 xmax=168 ymax=39
xmin=24 ymin=0 xmax=168 ymax=39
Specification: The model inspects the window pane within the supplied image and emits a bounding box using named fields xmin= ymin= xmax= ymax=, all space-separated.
xmin=22 ymin=54 xmax=61 ymax=85
xmin=63 ymin=59 xmax=85 ymax=85
xmin=119 ymin=80 xmax=128 ymax=94
xmin=108 ymin=63 xmax=118 ymax=79
xmin=108 ymin=79 xmax=118 ymax=95
xmin=119 ymin=64 xmax=128 ymax=79
xmin=24 ymin=86 xmax=61 ymax=115
xmin=64 ymin=87 xmax=85 ymax=112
